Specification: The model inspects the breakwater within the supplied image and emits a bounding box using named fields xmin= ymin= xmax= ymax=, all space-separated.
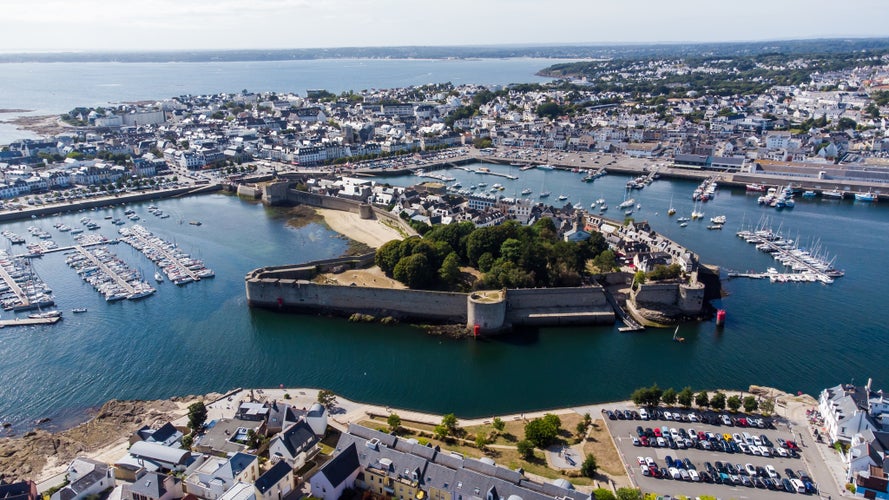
xmin=244 ymin=256 xmax=615 ymax=333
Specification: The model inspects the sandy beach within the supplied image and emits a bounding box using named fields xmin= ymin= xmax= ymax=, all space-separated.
xmin=315 ymin=208 xmax=408 ymax=248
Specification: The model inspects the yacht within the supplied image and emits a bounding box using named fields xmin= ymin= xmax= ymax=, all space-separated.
xmin=538 ymin=191 xmax=551 ymax=198
xmin=710 ymin=215 xmax=726 ymax=224
xmin=154 ymin=271 xmax=164 ymax=283
xmin=618 ymin=198 xmax=635 ymax=209
xmin=558 ymin=194 xmax=568 ymax=201
xmin=822 ymin=189 xmax=844 ymax=199
xmin=521 ymin=188 xmax=533 ymax=195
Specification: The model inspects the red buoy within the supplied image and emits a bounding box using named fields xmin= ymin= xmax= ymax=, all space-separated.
xmin=716 ymin=309 xmax=726 ymax=326
xmin=473 ymin=325 xmax=480 ymax=338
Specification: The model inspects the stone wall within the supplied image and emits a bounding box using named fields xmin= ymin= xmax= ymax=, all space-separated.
xmin=632 ymin=282 xmax=679 ymax=306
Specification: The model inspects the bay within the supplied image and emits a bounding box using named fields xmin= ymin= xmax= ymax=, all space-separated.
xmin=0 ymin=165 xmax=886 ymax=433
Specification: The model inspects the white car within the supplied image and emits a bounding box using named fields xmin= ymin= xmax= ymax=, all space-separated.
xmin=745 ymin=463 xmax=757 ymax=476
xmin=637 ymin=456 xmax=646 ymax=465
xmin=766 ymin=465 xmax=778 ymax=479
xmin=669 ymin=467 xmax=682 ymax=479
xmin=776 ymin=447 xmax=789 ymax=457
xmin=688 ymin=469 xmax=700 ymax=482
xmin=738 ymin=442 xmax=750 ymax=454
xmin=664 ymin=411 xmax=674 ymax=421
xmin=645 ymin=457 xmax=656 ymax=467
xmin=760 ymin=446 xmax=771 ymax=457
xmin=688 ymin=413 xmax=699 ymax=422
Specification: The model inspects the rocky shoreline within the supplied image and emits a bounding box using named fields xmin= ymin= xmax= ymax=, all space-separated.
xmin=0 ymin=394 xmax=214 ymax=481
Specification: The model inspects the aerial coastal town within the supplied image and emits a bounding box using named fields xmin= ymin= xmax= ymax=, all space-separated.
xmin=5 ymin=41 xmax=889 ymax=500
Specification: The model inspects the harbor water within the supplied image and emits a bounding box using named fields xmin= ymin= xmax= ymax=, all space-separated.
xmin=1 ymin=167 xmax=888 ymax=433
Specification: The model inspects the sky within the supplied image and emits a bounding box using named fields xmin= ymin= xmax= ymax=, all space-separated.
xmin=3 ymin=0 xmax=889 ymax=52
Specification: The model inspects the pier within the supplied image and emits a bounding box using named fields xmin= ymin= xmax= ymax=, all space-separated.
xmin=454 ymin=165 xmax=519 ymax=180
xmin=601 ymin=285 xmax=644 ymax=332
xmin=118 ymin=225 xmax=212 ymax=284
xmin=74 ymin=245 xmax=137 ymax=296
xmin=0 ymin=317 xmax=61 ymax=328
xmin=0 ymin=261 xmax=30 ymax=309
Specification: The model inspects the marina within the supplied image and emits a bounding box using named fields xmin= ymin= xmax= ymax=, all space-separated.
xmin=118 ymin=224 xmax=214 ymax=285
xmin=64 ymin=245 xmax=156 ymax=301
xmin=0 ymin=250 xmax=54 ymax=311
xmin=734 ymin=223 xmax=842 ymax=284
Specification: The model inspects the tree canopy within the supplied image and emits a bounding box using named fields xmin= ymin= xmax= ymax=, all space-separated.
xmin=376 ymin=219 xmax=610 ymax=290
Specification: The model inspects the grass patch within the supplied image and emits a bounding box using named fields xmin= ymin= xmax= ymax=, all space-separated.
xmin=381 ymin=218 xmax=410 ymax=238
xmin=583 ymin=419 xmax=625 ymax=476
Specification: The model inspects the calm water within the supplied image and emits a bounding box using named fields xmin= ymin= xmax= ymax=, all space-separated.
xmin=0 ymin=58 xmax=561 ymax=144
xmin=0 ymin=168 xmax=887 ymax=432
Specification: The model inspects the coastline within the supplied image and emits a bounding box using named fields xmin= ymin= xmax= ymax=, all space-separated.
xmin=2 ymin=385 xmax=817 ymax=487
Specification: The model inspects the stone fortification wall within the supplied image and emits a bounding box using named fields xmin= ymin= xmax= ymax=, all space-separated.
xmin=247 ymin=280 xmax=467 ymax=322
xmin=678 ymin=282 xmax=706 ymax=314
xmin=505 ymin=287 xmax=614 ymax=326
xmin=245 ymin=254 xmax=376 ymax=281
xmin=278 ymin=188 xmax=416 ymax=236
xmin=632 ymin=282 xmax=679 ymax=306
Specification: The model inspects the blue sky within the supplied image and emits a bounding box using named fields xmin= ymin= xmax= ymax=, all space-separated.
xmin=4 ymin=0 xmax=888 ymax=52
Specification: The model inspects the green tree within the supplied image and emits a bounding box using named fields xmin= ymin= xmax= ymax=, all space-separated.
xmin=615 ymin=487 xmax=642 ymax=500
xmin=710 ymin=391 xmax=727 ymax=411
xmin=536 ymin=101 xmax=564 ymax=119
xmin=632 ymin=270 xmax=646 ymax=288
xmin=517 ymin=440 xmax=535 ymax=459
xmin=387 ymin=413 xmax=402 ymax=433
xmin=181 ymin=433 xmax=194 ymax=450
xmin=677 ymin=387 xmax=694 ymax=408
xmin=661 ymin=387 xmax=677 ymax=406
xmin=743 ymin=395 xmax=759 ymax=413
xmin=317 ymin=389 xmax=337 ymax=410
xmin=592 ymin=249 xmax=617 ymax=272
xmin=475 ymin=432 xmax=488 ymax=450
xmin=576 ymin=421 xmax=588 ymax=437
xmin=393 ymin=253 xmax=433 ymax=289
xmin=438 ymin=252 xmax=461 ymax=286
xmin=433 ymin=424 xmax=449 ymax=440
xmin=187 ymin=401 xmax=207 ymax=431
xmin=760 ymin=398 xmax=775 ymax=415
xmin=524 ymin=414 xmax=561 ymax=448
xmin=441 ymin=413 xmax=459 ymax=435
xmin=727 ymin=395 xmax=743 ymax=412
xmin=580 ymin=453 xmax=598 ymax=478
xmin=592 ymin=489 xmax=616 ymax=500
xmin=695 ymin=390 xmax=710 ymax=408
xmin=492 ymin=417 xmax=505 ymax=432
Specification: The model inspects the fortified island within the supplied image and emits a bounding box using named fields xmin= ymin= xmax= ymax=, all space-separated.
xmin=244 ymin=181 xmax=714 ymax=333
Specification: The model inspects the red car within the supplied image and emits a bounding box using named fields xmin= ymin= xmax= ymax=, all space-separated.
xmin=640 ymin=436 xmax=650 ymax=447
xmin=786 ymin=440 xmax=800 ymax=451
xmin=654 ymin=428 xmax=663 ymax=437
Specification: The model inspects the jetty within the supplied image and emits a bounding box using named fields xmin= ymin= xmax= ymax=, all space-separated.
xmin=74 ymin=246 xmax=137 ymax=296
xmin=454 ymin=165 xmax=518 ymax=180
xmin=0 ymin=316 xmax=61 ymax=328
xmin=0 ymin=251 xmax=54 ymax=311
xmin=65 ymin=245 xmax=155 ymax=301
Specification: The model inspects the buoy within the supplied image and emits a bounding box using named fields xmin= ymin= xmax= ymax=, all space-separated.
xmin=716 ymin=309 xmax=726 ymax=326
xmin=473 ymin=324 xmax=480 ymax=338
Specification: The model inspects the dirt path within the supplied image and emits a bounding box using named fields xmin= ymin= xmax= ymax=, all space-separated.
xmin=315 ymin=208 xmax=406 ymax=248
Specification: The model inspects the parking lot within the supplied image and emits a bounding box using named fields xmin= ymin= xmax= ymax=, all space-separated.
xmin=604 ymin=406 xmax=821 ymax=499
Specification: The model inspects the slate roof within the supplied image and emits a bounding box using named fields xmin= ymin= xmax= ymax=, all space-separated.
xmin=254 ymin=461 xmax=291 ymax=494
xmin=319 ymin=442 xmax=360 ymax=488
xmin=129 ymin=472 xmax=176 ymax=499
xmin=276 ymin=420 xmax=318 ymax=458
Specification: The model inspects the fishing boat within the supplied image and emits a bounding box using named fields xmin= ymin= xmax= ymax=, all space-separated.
xmin=672 ymin=325 xmax=685 ymax=343
xmin=746 ymin=183 xmax=766 ymax=192
xmin=72 ymin=308 xmax=87 ymax=314
xmin=536 ymin=164 xmax=555 ymax=171
xmin=855 ymin=191 xmax=877 ymax=202
xmin=822 ymin=189 xmax=844 ymax=199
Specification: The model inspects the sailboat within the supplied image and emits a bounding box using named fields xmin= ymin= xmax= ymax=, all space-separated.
xmin=667 ymin=195 xmax=676 ymax=216
xmin=691 ymin=201 xmax=704 ymax=220
xmin=672 ymin=325 xmax=685 ymax=343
